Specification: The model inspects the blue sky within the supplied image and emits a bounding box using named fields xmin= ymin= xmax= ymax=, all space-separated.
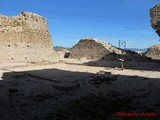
xmin=0 ymin=0 xmax=160 ymax=48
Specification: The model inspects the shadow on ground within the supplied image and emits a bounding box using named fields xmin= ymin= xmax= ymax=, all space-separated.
xmin=0 ymin=68 xmax=160 ymax=120
xmin=84 ymin=59 xmax=160 ymax=72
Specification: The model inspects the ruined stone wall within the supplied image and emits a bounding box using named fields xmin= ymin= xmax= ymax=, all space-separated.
xmin=69 ymin=38 xmax=122 ymax=60
xmin=149 ymin=5 xmax=160 ymax=59
xmin=150 ymin=4 xmax=160 ymax=36
xmin=0 ymin=12 xmax=58 ymax=62
xmin=146 ymin=44 xmax=160 ymax=59
xmin=69 ymin=38 xmax=151 ymax=61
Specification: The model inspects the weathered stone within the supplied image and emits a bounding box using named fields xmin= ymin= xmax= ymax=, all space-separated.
xmin=146 ymin=44 xmax=160 ymax=59
xmin=0 ymin=12 xmax=58 ymax=63
xmin=69 ymin=38 xmax=122 ymax=60
xmin=150 ymin=4 xmax=160 ymax=36
xmin=69 ymin=38 xmax=152 ymax=61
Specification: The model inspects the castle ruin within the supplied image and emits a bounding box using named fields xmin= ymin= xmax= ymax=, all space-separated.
xmin=150 ymin=4 xmax=160 ymax=36
xmin=0 ymin=12 xmax=57 ymax=62
xmin=69 ymin=38 xmax=122 ymax=60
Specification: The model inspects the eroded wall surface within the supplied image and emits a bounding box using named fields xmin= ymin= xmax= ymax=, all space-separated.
xmin=69 ymin=38 xmax=122 ymax=60
xmin=150 ymin=4 xmax=160 ymax=36
xmin=0 ymin=12 xmax=57 ymax=62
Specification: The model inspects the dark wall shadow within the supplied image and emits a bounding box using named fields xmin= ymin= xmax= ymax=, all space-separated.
xmin=0 ymin=68 xmax=160 ymax=120
xmin=84 ymin=52 xmax=160 ymax=71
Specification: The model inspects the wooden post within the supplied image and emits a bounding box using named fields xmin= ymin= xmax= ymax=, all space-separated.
xmin=118 ymin=59 xmax=124 ymax=70
xmin=121 ymin=62 xmax=124 ymax=70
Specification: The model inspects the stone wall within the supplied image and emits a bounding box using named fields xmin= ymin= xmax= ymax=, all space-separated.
xmin=69 ymin=38 xmax=152 ymax=62
xmin=69 ymin=38 xmax=122 ymax=60
xmin=0 ymin=12 xmax=58 ymax=62
xmin=146 ymin=44 xmax=160 ymax=59
xmin=149 ymin=5 xmax=160 ymax=59
xmin=150 ymin=4 xmax=160 ymax=36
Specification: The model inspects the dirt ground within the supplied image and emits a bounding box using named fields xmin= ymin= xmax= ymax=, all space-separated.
xmin=0 ymin=59 xmax=160 ymax=120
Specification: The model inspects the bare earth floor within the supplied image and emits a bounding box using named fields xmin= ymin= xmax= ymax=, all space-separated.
xmin=0 ymin=60 xmax=160 ymax=120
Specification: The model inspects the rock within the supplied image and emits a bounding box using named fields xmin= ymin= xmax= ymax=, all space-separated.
xmin=150 ymin=4 xmax=160 ymax=36
xmin=146 ymin=44 xmax=160 ymax=59
xmin=69 ymin=38 xmax=122 ymax=60
xmin=0 ymin=12 xmax=58 ymax=63
xmin=64 ymin=52 xmax=70 ymax=58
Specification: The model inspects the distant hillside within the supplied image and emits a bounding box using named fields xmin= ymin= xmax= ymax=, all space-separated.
xmin=54 ymin=46 xmax=147 ymax=53
xmin=124 ymin=48 xmax=147 ymax=52
xmin=54 ymin=46 xmax=72 ymax=51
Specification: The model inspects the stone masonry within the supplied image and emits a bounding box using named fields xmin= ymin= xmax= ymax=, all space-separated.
xmin=0 ymin=12 xmax=58 ymax=62
xmin=146 ymin=44 xmax=160 ymax=59
xmin=69 ymin=38 xmax=152 ymax=61
xmin=149 ymin=4 xmax=160 ymax=59
xmin=69 ymin=38 xmax=122 ymax=60
xmin=150 ymin=4 xmax=160 ymax=36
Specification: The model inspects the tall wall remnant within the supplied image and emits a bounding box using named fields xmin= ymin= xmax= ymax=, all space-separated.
xmin=148 ymin=4 xmax=160 ymax=60
xmin=0 ymin=12 xmax=57 ymax=62
xmin=69 ymin=38 xmax=122 ymax=60
xmin=150 ymin=4 xmax=160 ymax=36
